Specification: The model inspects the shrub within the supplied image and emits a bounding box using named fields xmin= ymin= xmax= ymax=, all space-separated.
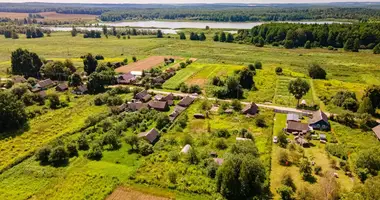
xmin=215 ymin=138 xmax=228 ymax=150
xmin=102 ymin=132 xmax=121 ymax=150
xmin=86 ymin=144 xmax=103 ymax=160
xmin=277 ymin=185 xmax=294 ymax=200
xmin=168 ymin=170 xmax=177 ymax=184
xmin=66 ymin=141 xmax=78 ymax=157
xmin=314 ymin=165 xmax=322 ymax=175
xmin=281 ymin=173 xmax=296 ymax=191
xmin=254 ymin=61 xmax=262 ymax=69
xmin=278 ymin=149 xmax=290 ymax=166
xmin=278 ymin=131 xmax=288 ymax=148
xmin=156 ymin=114 xmax=170 ymax=129
xmin=308 ymin=64 xmax=326 ymax=79
xmin=304 ymin=41 xmax=311 ymax=49
xmin=207 ymin=161 xmax=219 ymax=178
xmin=168 ymin=151 xmax=179 ymax=162
xmin=188 ymin=84 xmax=202 ymax=94
xmin=214 ymin=129 xmax=230 ymax=138
xmin=299 ymin=158 xmax=313 ymax=180
xmin=182 ymin=134 xmax=193 ymax=146
xmin=77 ymin=134 xmax=89 ymax=150
xmin=231 ymin=99 xmax=242 ymax=111
xmin=95 ymin=55 xmax=104 ymax=60
xmin=49 ymin=146 xmax=69 ymax=166
xmin=138 ymin=141 xmax=153 ymax=156
xmin=186 ymin=148 xmax=199 ymax=165
xmin=275 ymin=67 xmax=283 ymax=74
xmin=35 ymin=146 xmax=52 ymax=163
xmin=255 ymin=115 xmax=266 ymax=127
xmin=47 ymin=93 xmax=60 ymax=109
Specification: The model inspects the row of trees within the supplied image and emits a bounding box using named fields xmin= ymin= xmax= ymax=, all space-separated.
xmin=235 ymin=23 xmax=380 ymax=51
xmin=213 ymin=32 xmax=234 ymax=43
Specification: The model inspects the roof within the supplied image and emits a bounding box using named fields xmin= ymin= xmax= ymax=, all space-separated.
xmin=181 ymin=144 xmax=191 ymax=154
xmin=152 ymin=77 xmax=165 ymax=84
xmin=287 ymin=121 xmax=310 ymax=132
xmin=242 ymin=103 xmax=259 ymax=115
xmin=320 ymin=134 xmax=327 ymax=141
xmin=213 ymin=158 xmax=224 ymax=166
xmin=178 ymin=96 xmax=194 ymax=107
xmin=135 ymin=90 xmax=151 ymax=101
xmin=287 ymin=113 xmax=300 ymax=122
xmin=225 ymin=109 xmax=234 ymax=114
xmin=117 ymin=73 xmax=136 ymax=84
xmin=38 ymin=91 xmax=47 ymax=98
xmin=309 ymin=110 xmax=329 ymax=125
xmin=12 ymin=76 xmax=26 ymax=83
xmin=373 ymin=125 xmax=380 ymax=140
xmin=128 ymin=102 xmax=148 ymax=112
xmin=148 ymin=101 xmax=168 ymax=110
xmin=76 ymin=85 xmax=88 ymax=93
xmin=194 ymin=113 xmax=205 ymax=119
xmin=56 ymin=83 xmax=68 ymax=91
xmin=138 ymin=128 xmax=159 ymax=144
xmin=162 ymin=93 xmax=174 ymax=101
xmin=36 ymin=79 xmax=54 ymax=88
xmin=131 ymin=71 xmax=143 ymax=76
xmin=236 ymin=137 xmax=252 ymax=141
xmin=154 ymin=94 xmax=164 ymax=101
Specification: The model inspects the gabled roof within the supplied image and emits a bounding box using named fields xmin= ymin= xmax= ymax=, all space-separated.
xmin=135 ymin=90 xmax=151 ymax=101
xmin=287 ymin=113 xmax=300 ymax=122
xmin=154 ymin=94 xmax=164 ymax=101
xmin=138 ymin=128 xmax=159 ymax=144
xmin=181 ymin=144 xmax=191 ymax=154
xmin=38 ymin=90 xmax=47 ymax=98
xmin=152 ymin=76 xmax=165 ymax=84
xmin=242 ymin=103 xmax=258 ymax=115
xmin=12 ymin=76 xmax=26 ymax=83
xmin=36 ymin=79 xmax=54 ymax=88
xmin=178 ymin=96 xmax=194 ymax=107
xmin=309 ymin=110 xmax=329 ymax=124
xmin=287 ymin=121 xmax=310 ymax=132
xmin=373 ymin=125 xmax=380 ymax=140
xmin=162 ymin=93 xmax=174 ymax=101
xmin=76 ymin=85 xmax=88 ymax=93
xmin=56 ymin=83 xmax=68 ymax=91
xmin=128 ymin=102 xmax=148 ymax=112
xmin=117 ymin=73 xmax=136 ymax=83
xmin=148 ymin=100 xmax=168 ymax=110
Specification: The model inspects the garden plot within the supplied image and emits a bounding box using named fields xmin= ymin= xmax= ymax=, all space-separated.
xmin=273 ymin=76 xmax=314 ymax=107
xmin=162 ymin=63 xmax=204 ymax=90
xmin=115 ymin=56 xmax=181 ymax=74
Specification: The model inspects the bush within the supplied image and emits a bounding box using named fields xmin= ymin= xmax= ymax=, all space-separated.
xmin=231 ymin=99 xmax=242 ymax=111
xmin=281 ymin=173 xmax=296 ymax=191
xmin=35 ymin=146 xmax=52 ymax=163
xmin=314 ymin=165 xmax=322 ymax=175
xmin=48 ymin=93 xmax=60 ymax=109
xmin=168 ymin=170 xmax=177 ymax=184
xmin=207 ymin=161 xmax=219 ymax=178
xmin=49 ymin=146 xmax=69 ymax=166
xmin=255 ymin=115 xmax=266 ymax=127
xmin=66 ymin=141 xmax=78 ymax=157
xmin=95 ymin=55 xmax=104 ymax=60
xmin=168 ymin=151 xmax=179 ymax=162
xmin=215 ymin=139 xmax=228 ymax=150
xmin=299 ymin=158 xmax=313 ymax=180
xmin=156 ymin=114 xmax=170 ymax=129
xmin=186 ymin=148 xmax=199 ymax=165
xmin=254 ymin=61 xmax=262 ymax=69
xmin=86 ymin=144 xmax=103 ymax=160
xmin=188 ymin=84 xmax=202 ymax=94
xmin=304 ymin=41 xmax=311 ymax=49
xmin=278 ymin=131 xmax=288 ymax=148
xmin=214 ymin=129 xmax=230 ymax=138
xmin=77 ymin=134 xmax=89 ymax=150
xmin=138 ymin=141 xmax=153 ymax=156
xmin=308 ymin=64 xmax=326 ymax=79
xmin=102 ymin=132 xmax=121 ymax=150
xmin=275 ymin=67 xmax=283 ymax=74
xmin=278 ymin=149 xmax=290 ymax=166
xmin=277 ymin=185 xmax=294 ymax=200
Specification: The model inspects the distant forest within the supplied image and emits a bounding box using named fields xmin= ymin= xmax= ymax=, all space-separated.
xmin=0 ymin=2 xmax=380 ymax=22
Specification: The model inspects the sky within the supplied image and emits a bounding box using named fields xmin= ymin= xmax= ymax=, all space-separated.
xmin=0 ymin=0 xmax=379 ymax=4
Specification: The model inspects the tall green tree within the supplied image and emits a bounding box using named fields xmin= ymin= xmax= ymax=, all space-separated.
xmin=220 ymin=32 xmax=226 ymax=42
xmin=157 ymin=30 xmax=163 ymax=38
xmin=358 ymin=97 xmax=375 ymax=115
xmin=83 ymin=53 xmax=98 ymax=75
xmin=40 ymin=61 xmax=72 ymax=81
xmin=68 ymin=73 xmax=82 ymax=87
xmin=288 ymin=78 xmax=310 ymax=106
xmin=0 ymin=91 xmax=27 ymax=132
xmin=179 ymin=32 xmax=186 ymax=40
xmin=363 ymin=85 xmax=380 ymax=109
xmin=11 ymin=48 xmax=43 ymax=77
xmin=238 ymin=67 xmax=255 ymax=89
xmin=199 ymin=32 xmax=206 ymax=41
xmin=308 ymin=64 xmax=327 ymax=79
xmin=374 ymin=43 xmax=380 ymax=54
xmin=226 ymin=33 xmax=234 ymax=43
xmin=213 ymin=33 xmax=219 ymax=41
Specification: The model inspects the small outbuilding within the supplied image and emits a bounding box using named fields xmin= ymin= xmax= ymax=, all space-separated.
xmin=241 ymin=103 xmax=259 ymax=115
xmin=73 ymin=85 xmax=88 ymax=95
xmin=55 ymin=83 xmax=68 ymax=92
xmin=178 ymin=96 xmax=194 ymax=107
xmin=138 ymin=128 xmax=160 ymax=144
xmin=127 ymin=102 xmax=148 ymax=112
xmin=12 ymin=76 xmax=26 ymax=84
xmin=35 ymin=79 xmax=55 ymax=89
xmin=372 ymin=125 xmax=380 ymax=141
xmin=135 ymin=90 xmax=152 ymax=102
xmin=148 ymin=101 xmax=169 ymax=111
xmin=194 ymin=113 xmax=206 ymax=119
xmin=181 ymin=144 xmax=191 ymax=154
xmin=309 ymin=110 xmax=330 ymax=131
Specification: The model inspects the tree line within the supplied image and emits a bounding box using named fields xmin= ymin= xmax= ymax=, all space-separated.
xmin=235 ymin=23 xmax=380 ymax=51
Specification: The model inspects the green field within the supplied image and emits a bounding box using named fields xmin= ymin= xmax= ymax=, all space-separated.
xmin=162 ymin=63 xmax=204 ymax=89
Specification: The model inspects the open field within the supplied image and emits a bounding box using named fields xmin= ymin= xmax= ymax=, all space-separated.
xmin=273 ymin=77 xmax=315 ymax=106
xmin=0 ymin=12 xmax=97 ymax=21
xmin=106 ymin=187 xmax=170 ymax=200
xmin=162 ymin=63 xmax=204 ymax=89
xmin=115 ymin=56 xmax=180 ymax=73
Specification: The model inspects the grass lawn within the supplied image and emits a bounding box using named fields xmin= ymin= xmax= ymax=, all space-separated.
xmin=162 ymin=63 xmax=204 ymax=90
xmin=273 ymin=77 xmax=315 ymax=107
xmin=0 ymin=93 xmax=109 ymax=172
xmin=270 ymin=114 xmax=354 ymax=199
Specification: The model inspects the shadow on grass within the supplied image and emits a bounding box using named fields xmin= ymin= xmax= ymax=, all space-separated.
xmin=0 ymin=123 xmax=30 ymax=140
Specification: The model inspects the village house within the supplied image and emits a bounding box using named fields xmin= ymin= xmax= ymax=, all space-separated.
xmin=117 ymin=73 xmax=136 ymax=84
xmin=287 ymin=113 xmax=301 ymax=122
xmin=148 ymin=101 xmax=169 ymax=111
xmin=55 ymin=83 xmax=68 ymax=92
xmin=73 ymin=85 xmax=88 ymax=95
xmin=286 ymin=121 xmax=310 ymax=134
xmin=154 ymin=93 xmax=174 ymax=106
xmin=178 ymin=96 xmax=194 ymax=107
xmin=127 ymin=102 xmax=148 ymax=112
xmin=309 ymin=110 xmax=330 ymax=131
xmin=169 ymin=105 xmax=186 ymax=122
xmin=35 ymin=79 xmax=55 ymax=90
xmin=134 ymin=90 xmax=152 ymax=102
xmin=12 ymin=76 xmax=26 ymax=84
xmin=372 ymin=125 xmax=380 ymax=141
xmin=241 ymin=102 xmax=259 ymax=115
xmin=138 ymin=128 xmax=160 ymax=144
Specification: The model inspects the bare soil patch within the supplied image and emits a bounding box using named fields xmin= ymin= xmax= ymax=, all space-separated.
xmin=106 ymin=187 xmax=171 ymax=200
xmin=0 ymin=12 xmax=96 ymax=21
xmin=115 ymin=56 xmax=181 ymax=74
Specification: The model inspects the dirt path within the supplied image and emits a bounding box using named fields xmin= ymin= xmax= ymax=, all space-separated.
xmin=106 ymin=187 xmax=171 ymax=200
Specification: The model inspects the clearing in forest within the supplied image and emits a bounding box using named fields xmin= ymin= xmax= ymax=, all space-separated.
xmin=115 ymin=56 xmax=181 ymax=74
xmin=106 ymin=187 xmax=171 ymax=200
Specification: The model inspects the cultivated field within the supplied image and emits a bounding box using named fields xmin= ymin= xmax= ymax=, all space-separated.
xmin=107 ymin=187 xmax=170 ymax=200
xmin=0 ymin=12 xmax=97 ymax=21
xmin=162 ymin=63 xmax=204 ymax=89
xmin=115 ymin=56 xmax=181 ymax=73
